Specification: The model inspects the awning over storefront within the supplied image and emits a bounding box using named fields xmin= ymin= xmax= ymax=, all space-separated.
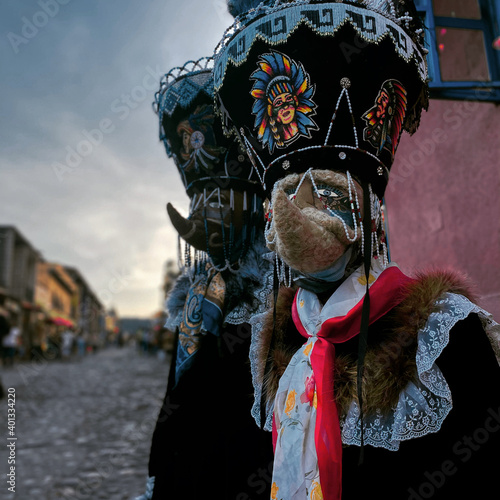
xmin=48 ymin=316 xmax=75 ymax=328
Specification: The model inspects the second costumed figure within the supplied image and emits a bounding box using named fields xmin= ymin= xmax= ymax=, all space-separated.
xmin=140 ymin=56 xmax=275 ymax=500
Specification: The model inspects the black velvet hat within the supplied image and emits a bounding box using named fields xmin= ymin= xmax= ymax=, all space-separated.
xmin=154 ymin=56 xmax=262 ymax=197
xmin=214 ymin=0 xmax=429 ymax=198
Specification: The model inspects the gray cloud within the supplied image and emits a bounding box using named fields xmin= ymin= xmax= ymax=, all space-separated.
xmin=0 ymin=0 xmax=233 ymax=316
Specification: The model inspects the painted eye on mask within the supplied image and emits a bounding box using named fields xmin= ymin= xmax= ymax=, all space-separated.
xmin=317 ymin=187 xmax=340 ymax=199
xmin=316 ymin=184 xmax=350 ymax=211
xmin=316 ymin=184 xmax=344 ymax=200
xmin=285 ymin=188 xmax=297 ymax=201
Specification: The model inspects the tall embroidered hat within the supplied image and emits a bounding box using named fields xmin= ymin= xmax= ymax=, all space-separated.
xmin=154 ymin=56 xmax=265 ymax=271
xmin=154 ymin=56 xmax=263 ymax=196
xmin=214 ymin=0 xmax=429 ymax=199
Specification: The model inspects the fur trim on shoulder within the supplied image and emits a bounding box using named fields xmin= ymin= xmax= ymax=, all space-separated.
xmin=259 ymin=286 xmax=299 ymax=410
xmin=338 ymin=267 xmax=479 ymax=414
xmin=165 ymin=272 xmax=191 ymax=319
xmin=399 ymin=267 xmax=477 ymax=320
xmin=224 ymin=237 xmax=271 ymax=312
xmin=259 ymin=266 xmax=480 ymax=416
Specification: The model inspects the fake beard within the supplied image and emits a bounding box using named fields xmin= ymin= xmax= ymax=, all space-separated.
xmin=267 ymin=175 xmax=361 ymax=275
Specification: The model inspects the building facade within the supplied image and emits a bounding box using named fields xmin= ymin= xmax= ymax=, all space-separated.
xmin=0 ymin=226 xmax=41 ymax=354
xmin=386 ymin=0 xmax=500 ymax=321
xmin=65 ymin=266 xmax=104 ymax=347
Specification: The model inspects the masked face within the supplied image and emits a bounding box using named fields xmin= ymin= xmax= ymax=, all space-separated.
xmin=167 ymin=189 xmax=249 ymax=263
xmin=272 ymin=92 xmax=296 ymax=125
xmin=267 ymin=170 xmax=364 ymax=274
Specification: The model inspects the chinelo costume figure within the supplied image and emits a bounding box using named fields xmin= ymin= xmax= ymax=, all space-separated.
xmin=214 ymin=1 xmax=500 ymax=499
xmin=136 ymin=56 xmax=274 ymax=500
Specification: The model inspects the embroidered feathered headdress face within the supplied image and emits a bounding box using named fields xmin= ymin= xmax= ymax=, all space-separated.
xmin=250 ymin=51 xmax=318 ymax=154
xmin=361 ymin=79 xmax=407 ymax=158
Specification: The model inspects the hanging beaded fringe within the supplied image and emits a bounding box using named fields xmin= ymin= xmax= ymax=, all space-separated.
xmin=274 ymin=251 xmax=293 ymax=288
xmin=368 ymin=184 xmax=389 ymax=268
xmin=177 ymin=237 xmax=211 ymax=282
xmin=291 ymin=168 xmax=364 ymax=247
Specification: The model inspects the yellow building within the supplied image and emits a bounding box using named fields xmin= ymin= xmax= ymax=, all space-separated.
xmin=35 ymin=261 xmax=78 ymax=326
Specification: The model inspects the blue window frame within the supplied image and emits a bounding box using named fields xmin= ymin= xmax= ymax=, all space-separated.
xmin=415 ymin=0 xmax=500 ymax=101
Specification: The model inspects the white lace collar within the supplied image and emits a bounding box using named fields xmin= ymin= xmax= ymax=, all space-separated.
xmin=295 ymin=258 xmax=392 ymax=337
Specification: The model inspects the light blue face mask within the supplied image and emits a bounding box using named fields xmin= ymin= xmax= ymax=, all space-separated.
xmin=293 ymin=247 xmax=353 ymax=292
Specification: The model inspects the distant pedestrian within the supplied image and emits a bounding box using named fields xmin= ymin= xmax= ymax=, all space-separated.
xmin=139 ymin=329 xmax=150 ymax=355
xmin=61 ymin=329 xmax=74 ymax=360
xmin=2 ymin=321 xmax=20 ymax=367
xmin=0 ymin=307 xmax=10 ymax=348
xmin=31 ymin=320 xmax=45 ymax=360
xmin=76 ymin=331 xmax=86 ymax=358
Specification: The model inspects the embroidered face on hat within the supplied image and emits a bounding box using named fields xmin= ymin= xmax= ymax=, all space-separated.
xmin=214 ymin=0 xmax=429 ymax=199
xmin=155 ymin=57 xmax=262 ymax=197
xmin=250 ymin=50 xmax=319 ymax=153
xmin=154 ymin=57 xmax=265 ymax=270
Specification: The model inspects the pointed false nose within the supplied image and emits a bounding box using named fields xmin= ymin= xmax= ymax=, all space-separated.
xmin=166 ymin=202 xmax=207 ymax=250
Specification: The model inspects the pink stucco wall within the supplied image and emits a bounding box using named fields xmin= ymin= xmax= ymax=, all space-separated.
xmin=385 ymin=98 xmax=500 ymax=322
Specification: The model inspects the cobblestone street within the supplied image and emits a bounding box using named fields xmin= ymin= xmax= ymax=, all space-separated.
xmin=0 ymin=346 xmax=170 ymax=500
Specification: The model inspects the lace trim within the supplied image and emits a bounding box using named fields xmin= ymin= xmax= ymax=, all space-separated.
xmin=223 ymin=259 xmax=274 ymax=326
xmin=134 ymin=476 xmax=155 ymax=500
xmin=249 ymin=254 xmax=275 ymax=430
xmin=164 ymin=243 xmax=274 ymax=332
xmin=341 ymin=292 xmax=500 ymax=450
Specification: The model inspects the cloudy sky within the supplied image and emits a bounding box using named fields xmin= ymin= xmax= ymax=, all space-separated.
xmin=0 ymin=0 xmax=235 ymax=317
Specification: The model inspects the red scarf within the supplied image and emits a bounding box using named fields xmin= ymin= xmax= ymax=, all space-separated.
xmin=290 ymin=266 xmax=414 ymax=500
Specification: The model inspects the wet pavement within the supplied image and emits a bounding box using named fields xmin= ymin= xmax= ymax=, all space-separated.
xmin=0 ymin=346 xmax=170 ymax=499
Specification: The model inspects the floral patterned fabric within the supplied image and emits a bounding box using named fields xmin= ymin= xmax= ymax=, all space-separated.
xmin=272 ymin=336 xmax=322 ymax=500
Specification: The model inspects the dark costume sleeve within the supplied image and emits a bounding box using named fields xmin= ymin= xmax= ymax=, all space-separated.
xmin=341 ymin=313 xmax=500 ymax=500
xmin=147 ymin=323 xmax=274 ymax=500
